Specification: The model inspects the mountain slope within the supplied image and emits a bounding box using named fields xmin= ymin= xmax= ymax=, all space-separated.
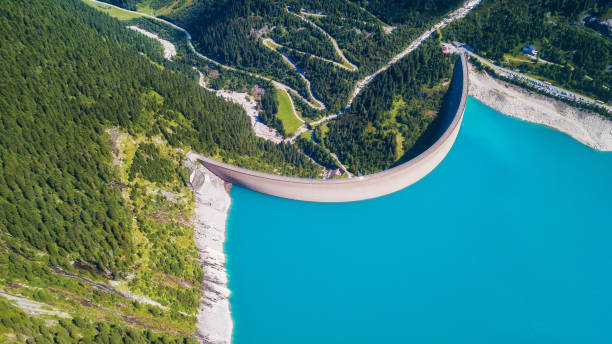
xmin=0 ymin=0 xmax=318 ymax=341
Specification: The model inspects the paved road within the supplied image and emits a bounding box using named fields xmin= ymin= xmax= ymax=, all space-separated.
xmin=345 ymin=0 xmax=482 ymax=111
xmin=92 ymin=0 xmax=483 ymax=122
xmin=330 ymin=153 xmax=353 ymax=178
xmin=463 ymin=49 xmax=612 ymax=113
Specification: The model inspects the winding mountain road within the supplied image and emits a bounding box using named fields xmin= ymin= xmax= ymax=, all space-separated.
xmin=275 ymin=0 xmax=483 ymax=128
xmin=286 ymin=7 xmax=358 ymax=72
xmin=91 ymin=0 xmax=482 ymax=122
xmin=88 ymin=0 xmax=325 ymax=110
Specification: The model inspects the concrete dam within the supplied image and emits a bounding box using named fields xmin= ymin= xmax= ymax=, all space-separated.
xmin=197 ymin=54 xmax=469 ymax=202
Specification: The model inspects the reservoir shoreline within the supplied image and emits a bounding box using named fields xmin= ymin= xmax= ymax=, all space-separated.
xmin=188 ymin=154 xmax=233 ymax=344
xmin=467 ymin=63 xmax=612 ymax=151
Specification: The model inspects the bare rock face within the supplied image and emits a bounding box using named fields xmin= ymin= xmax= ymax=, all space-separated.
xmin=187 ymin=152 xmax=233 ymax=344
xmin=468 ymin=64 xmax=612 ymax=151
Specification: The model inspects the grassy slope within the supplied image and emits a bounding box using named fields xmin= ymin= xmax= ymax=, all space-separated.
xmin=82 ymin=0 xmax=143 ymax=20
xmin=276 ymin=89 xmax=303 ymax=135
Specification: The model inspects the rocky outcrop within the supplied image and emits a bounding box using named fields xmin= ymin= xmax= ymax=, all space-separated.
xmin=127 ymin=26 xmax=177 ymax=61
xmin=187 ymin=153 xmax=233 ymax=344
xmin=468 ymin=63 xmax=612 ymax=151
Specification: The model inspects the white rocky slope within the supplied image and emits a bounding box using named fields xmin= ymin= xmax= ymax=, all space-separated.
xmin=468 ymin=64 xmax=612 ymax=151
xmin=128 ymin=26 xmax=177 ymax=60
xmin=187 ymin=153 xmax=233 ymax=344
xmin=197 ymin=71 xmax=284 ymax=143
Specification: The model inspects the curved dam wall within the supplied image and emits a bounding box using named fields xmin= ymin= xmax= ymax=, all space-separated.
xmin=198 ymin=54 xmax=469 ymax=203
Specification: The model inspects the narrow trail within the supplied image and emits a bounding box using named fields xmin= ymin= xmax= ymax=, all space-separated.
xmin=286 ymin=7 xmax=358 ymax=72
xmin=263 ymin=44 xmax=324 ymax=113
xmin=49 ymin=266 xmax=125 ymax=298
xmin=89 ymin=0 xmax=325 ymax=110
xmin=357 ymin=5 xmax=394 ymax=30
xmin=50 ymin=266 xmax=170 ymax=311
xmin=263 ymin=37 xmax=355 ymax=72
xmin=330 ymin=153 xmax=353 ymax=178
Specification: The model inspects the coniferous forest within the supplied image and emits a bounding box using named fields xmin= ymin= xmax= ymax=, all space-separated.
xmin=0 ymin=0 xmax=318 ymax=341
xmin=0 ymin=0 xmax=319 ymax=275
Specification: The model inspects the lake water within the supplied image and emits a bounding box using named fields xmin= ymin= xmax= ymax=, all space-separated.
xmin=226 ymin=98 xmax=612 ymax=343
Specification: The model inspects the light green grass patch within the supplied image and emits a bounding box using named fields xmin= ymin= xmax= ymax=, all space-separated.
xmin=275 ymin=89 xmax=302 ymax=135
xmin=341 ymin=59 xmax=355 ymax=70
xmin=384 ymin=97 xmax=406 ymax=159
xmin=135 ymin=1 xmax=155 ymax=16
xmin=82 ymin=0 xmax=142 ymax=21
xmin=503 ymin=53 xmax=533 ymax=64
xmin=140 ymin=0 xmax=194 ymax=16
xmin=263 ymin=39 xmax=279 ymax=51
xmin=299 ymin=130 xmax=312 ymax=141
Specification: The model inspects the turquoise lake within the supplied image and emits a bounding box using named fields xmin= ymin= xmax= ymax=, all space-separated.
xmin=226 ymin=98 xmax=612 ymax=343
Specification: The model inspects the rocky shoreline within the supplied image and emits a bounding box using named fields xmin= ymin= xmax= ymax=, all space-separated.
xmin=468 ymin=63 xmax=612 ymax=151
xmin=187 ymin=152 xmax=233 ymax=344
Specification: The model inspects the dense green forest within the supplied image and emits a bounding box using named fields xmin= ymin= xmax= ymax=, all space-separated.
xmin=323 ymin=37 xmax=455 ymax=174
xmin=0 ymin=297 xmax=197 ymax=344
xmin=296 ymin=137 xmax=340 ymax=170
xmin=302 ymin=0 xmax=462 ymax=74
xmin=0 ymin=0 xmax=321 ymax=341
xmin=164 ymin=0 xmax=313 ymax=98
xmin=288 ymin=51 xmax=357 ymax=113
xmin=443 ymin=0 xmax=612 ymax=103
xmin=0 ymin=0 xmax=317 ymax=273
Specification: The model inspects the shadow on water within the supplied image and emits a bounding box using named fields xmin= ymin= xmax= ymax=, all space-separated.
xmin=393 ymin=55 xmax=465 ymax=166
